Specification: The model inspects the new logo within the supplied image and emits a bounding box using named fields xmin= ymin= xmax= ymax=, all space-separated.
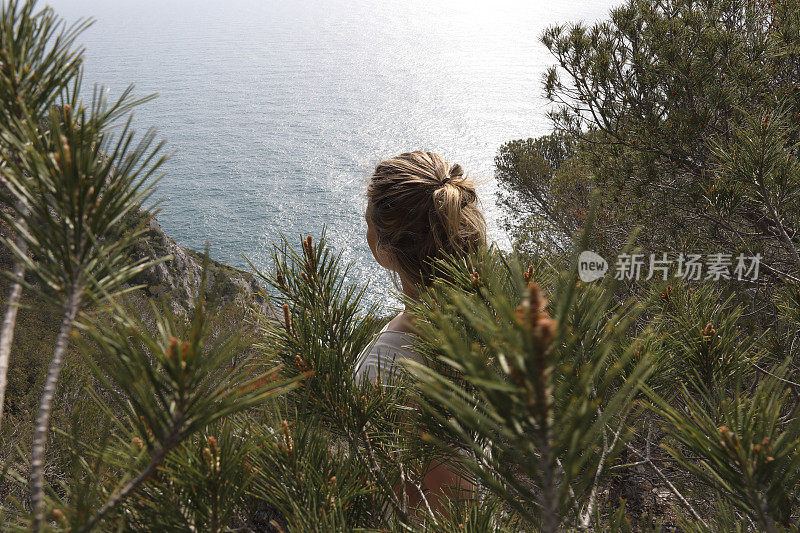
xmin=578 ymin=251 xmax=608 ymax=282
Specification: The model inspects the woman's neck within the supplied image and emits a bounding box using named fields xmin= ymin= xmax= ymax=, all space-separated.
xmin=391 ymin=274 xmax=418 ymax=333
xmin=399 ymin=274 xmax=419 ymax=308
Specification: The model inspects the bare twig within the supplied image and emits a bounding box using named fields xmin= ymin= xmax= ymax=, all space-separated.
xmin=752 ymin=362 xmax=800 ymax=390
xmin=408 ymin=477 xmax=438 ymax=526
xmin=579 ymin=414 xmax=628 ymax=528
xmin=625 ymin=443 xmax=708 ymax=526
xmin=399 ymin=460 xmax=409 ymax=517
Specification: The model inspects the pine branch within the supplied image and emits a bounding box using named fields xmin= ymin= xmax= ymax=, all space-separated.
xmin=0 ymin=197 xmax=27 ymax=431
xmin=77 ymin=422 xmax=180 ymax=532
xmin=30 ymin=285 xmax=81 ymax=532
xmin=357 ymin=425 xmax=408 ymax=524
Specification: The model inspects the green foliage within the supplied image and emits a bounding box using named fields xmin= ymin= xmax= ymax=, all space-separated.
xmin=495 ymin=132 xmax=579 ymax=256
xmin=10 ymin=264 xmax=300 ymax=531
xmin=537 ymin=0 xmax=800 ymax=278
xmin=647 ymin=283 xmax=764 ymax=404
xmin=5 ymin=0 xmax=800 ymax=530
xmin=248 ymin=414 xmax=375 ymax=531
xmin=651 ymin=368 xmax=800 ymax=531
xmin=0 ymin=90 xmax=166 ymax=304
xmin=123 ymin=422 xmax=257 ymax=532
xmin=252 ymin=233 xmax=436 ymax=529
xmin=0 ymin=0 xmax=88 ymax=122
xmin=80 ymin=279 xmax=293 ymax=464
xmin=406 ymin=228 xmax=656 ymax=530
xmin=0 ymin=2 xmax=176 ymax=527
xmin=426 ymin=495 xmax=523 ymax=533
xmin=251 ymin=232 xmax=380 ymax=429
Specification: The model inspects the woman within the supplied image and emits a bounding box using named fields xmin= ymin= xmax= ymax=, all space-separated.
xmin=355 ymin=150 xmax=486 ymax=516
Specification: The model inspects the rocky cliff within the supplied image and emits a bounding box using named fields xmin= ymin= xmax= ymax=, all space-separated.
xmin=124 ymin=208 xmax=267 ymax=315
xmin=0 ymin=201 xmax=268 ymax=317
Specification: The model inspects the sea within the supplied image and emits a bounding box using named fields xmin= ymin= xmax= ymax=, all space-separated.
xmin=46 ymin=0 xmax=620 ymax=309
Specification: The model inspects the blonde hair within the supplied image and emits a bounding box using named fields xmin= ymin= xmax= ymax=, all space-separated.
xmin=366 ymin=151 xmax=487 ymax=287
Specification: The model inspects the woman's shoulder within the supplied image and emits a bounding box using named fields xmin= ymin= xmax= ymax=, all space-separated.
xmin=355 ymin=318 xmax=420 ymax=383
xmin=373 ymin=313 xmax=417 ymax=353
xmin=383 ymin=311 xmax=415 ymax=335
xmin=373 ymin=329 xmax=416 ymax=350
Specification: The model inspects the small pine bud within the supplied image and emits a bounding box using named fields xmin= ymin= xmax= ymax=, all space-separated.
xmin=523 ymin=265 xmax=534 ymax=281
xmin=294 ymin=354 xmax=310 ymax=372
xmin=59 ymin=134 xmax=71 ymax=167
xmin=303 ymin=235 xmax=316 ymax=271
xmin=534 ymin=317 xmax=558 ymax=347
xmin=168 ymin=337 xmax=179 ymax=360
xmin=471 ymin=269 xmax=482 ymax=288
xmin=717 ymin=425 xmax=738 ymax=449
xmin=181 ymin=341 xmax=191 ymax=361
xmin=132 ymin=437 xmax=144 ymax=450
xmin=660 ymin=285 xmax=673 ymax=301
xmin=281 ymin=420 xmax=294 ymax=454
xmin=528 ymin=283 xmax=547 ymax=315
xmin=283 ymin=304 xmax=292 ymax=335
xmin=52 ymin=509 xmax=65 ymax=524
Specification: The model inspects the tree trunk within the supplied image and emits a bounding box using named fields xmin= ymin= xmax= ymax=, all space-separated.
xmin=29 ymin=287 xmax=81 ymax=532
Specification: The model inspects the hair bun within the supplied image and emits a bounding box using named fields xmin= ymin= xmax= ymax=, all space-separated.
xmin=366 ymin=151 xmax=487 ymax=286
xmin=459 ymin=184 xmax=478 ymax=207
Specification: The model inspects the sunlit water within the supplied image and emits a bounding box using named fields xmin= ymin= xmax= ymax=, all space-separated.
xmin=47 ymin=0 xmax=619 ymax=309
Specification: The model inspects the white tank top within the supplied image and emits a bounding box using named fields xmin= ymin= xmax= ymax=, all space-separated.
xmin=354 ymin=323 xmax=421 ymax=384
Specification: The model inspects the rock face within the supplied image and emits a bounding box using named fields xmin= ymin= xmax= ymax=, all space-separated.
xmin=125 ymin=209 xmax=267 ymax=316
xmin=0 ymin=197 xmax=266 ymax=316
